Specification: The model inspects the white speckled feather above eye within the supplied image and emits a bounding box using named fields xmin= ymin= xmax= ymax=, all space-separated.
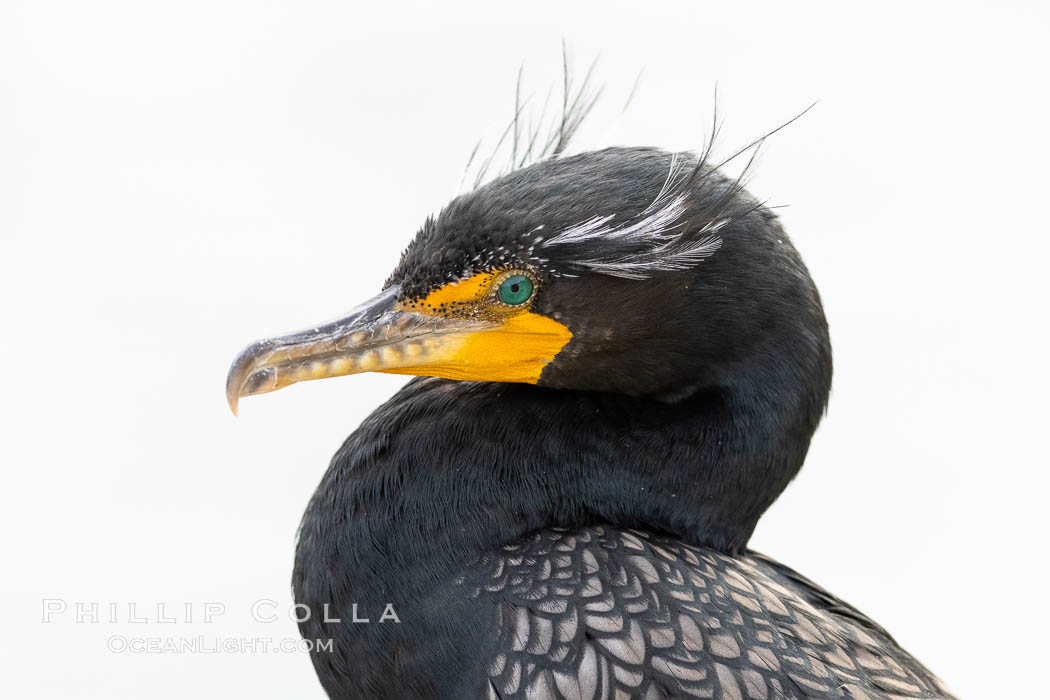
xmin=461 ymin=526 xmax=954 ymax=700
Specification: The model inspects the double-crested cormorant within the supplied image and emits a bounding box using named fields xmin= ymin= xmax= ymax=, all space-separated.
xmin=227 ymin=146 xmax=953 ymax=698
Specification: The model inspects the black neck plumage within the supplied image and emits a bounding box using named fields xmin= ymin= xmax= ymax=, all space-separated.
xmin=292 ymin=343 xmax=829 ymax=697
xmin=295 ymin=344 xmax=828 ymax=604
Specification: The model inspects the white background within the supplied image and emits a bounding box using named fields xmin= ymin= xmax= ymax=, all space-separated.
xmin=3 ymin=1 xmax=1048 ymax=697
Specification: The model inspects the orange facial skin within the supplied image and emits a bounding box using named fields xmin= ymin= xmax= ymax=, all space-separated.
xmin=389 ymin=270 xmax=573 ymax=384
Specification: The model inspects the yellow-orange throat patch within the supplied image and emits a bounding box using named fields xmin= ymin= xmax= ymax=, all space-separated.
xmin=388 ymin=271 xmax=573 ymax=384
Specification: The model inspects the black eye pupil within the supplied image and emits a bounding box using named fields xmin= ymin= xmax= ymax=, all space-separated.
xmin=510 ymin=284 xmax=520 ymax=292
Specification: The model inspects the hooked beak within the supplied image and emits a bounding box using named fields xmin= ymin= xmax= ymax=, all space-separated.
xmin=225 ymin=285 xmax=498 ymax=415
xmin=226 ymin=283 xmax=572 ymax=414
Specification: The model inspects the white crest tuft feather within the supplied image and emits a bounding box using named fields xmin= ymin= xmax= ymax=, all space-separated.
xmin=537 ymin=153 xmax=727 ymax=280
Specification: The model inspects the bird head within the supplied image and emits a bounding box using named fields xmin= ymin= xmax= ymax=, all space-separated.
xmin=227 ymin=146 xmax=829 ymax=414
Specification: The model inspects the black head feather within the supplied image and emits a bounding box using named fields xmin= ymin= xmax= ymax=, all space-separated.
xmin=387 ymin=146 xmax=830 ymax=402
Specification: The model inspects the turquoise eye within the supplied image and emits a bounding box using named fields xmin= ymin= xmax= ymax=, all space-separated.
xmin=497 ymin=274 xmax=534 ymax=305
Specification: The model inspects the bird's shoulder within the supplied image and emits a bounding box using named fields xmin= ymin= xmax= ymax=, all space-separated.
xmin=456 ymin=525 xmax=953 ymax=700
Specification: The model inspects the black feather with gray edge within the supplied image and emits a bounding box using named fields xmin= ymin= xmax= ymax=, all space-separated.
xmin=466 ymin=527 xmax=952 ymax=699
xmin=291 ymin=145 xmax=954 ymax=699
